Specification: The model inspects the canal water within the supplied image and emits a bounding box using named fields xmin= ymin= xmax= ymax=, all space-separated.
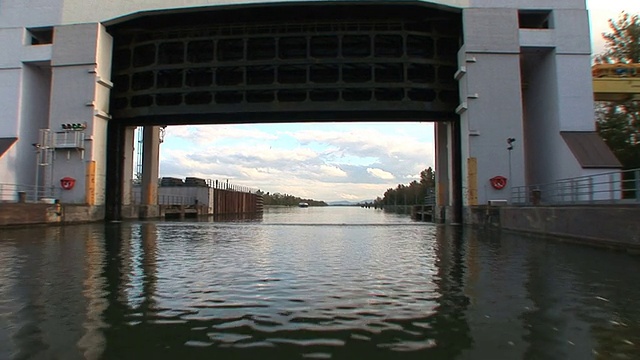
xmin=1 ymin=206 xmax=639 ymax=359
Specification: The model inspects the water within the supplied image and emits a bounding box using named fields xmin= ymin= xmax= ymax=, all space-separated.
xmin=1 ymin=206 xmax=639 ymax=359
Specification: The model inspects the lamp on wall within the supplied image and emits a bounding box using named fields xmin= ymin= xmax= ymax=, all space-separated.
xmin=507 ymin=138 xmax=516 ymax=201
xmin=159 ymin=125 xmax=167 ymax=144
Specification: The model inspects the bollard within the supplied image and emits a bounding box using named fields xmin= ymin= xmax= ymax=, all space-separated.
xmin=531 ymin=189 xmax=541 ymax=205
xmin=17 ymin=191 xmax=26 ymax=203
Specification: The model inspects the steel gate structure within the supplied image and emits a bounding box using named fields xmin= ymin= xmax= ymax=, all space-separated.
xmin=108 ymin=4 xmax=462 ymax=124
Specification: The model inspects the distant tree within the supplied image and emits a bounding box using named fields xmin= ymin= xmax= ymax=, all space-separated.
xmin=595 ymin=12 xmax=640 ymax=64
xmin=420 ymin=167 xmax=436 ymax=188
xmin=374 ymin=167 xmax=436 ymax=207
xmin=260 ymin=191 xmax=327 ymax=206
xmin=594 ymin=12 xmax=640 ymax=170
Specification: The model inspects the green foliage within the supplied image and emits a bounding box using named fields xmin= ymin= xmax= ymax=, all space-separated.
xmin=258 ymin=191 xmax=328 ymax=207
xmin=595 ymin=12 xmax=640 ymax=170
xmin=596 ymin=12 xmax=640 ymax=64
xmin=371 ymin=167 xmax=436 ymax=207
xmin=596 ymin=103 xmax=640 ymax=169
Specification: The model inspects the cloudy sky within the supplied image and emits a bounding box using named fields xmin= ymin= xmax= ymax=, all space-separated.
xmin=156 ymin=0 xmax=638 ymax=203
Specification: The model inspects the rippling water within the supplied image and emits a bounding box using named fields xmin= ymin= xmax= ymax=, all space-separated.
xmin=1 ymin=206 xmax=639 ymax=359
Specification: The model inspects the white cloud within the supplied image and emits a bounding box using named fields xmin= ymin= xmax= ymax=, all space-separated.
xmin=288 ymin=124 xmax=434 ymax=179
xmin=339 ymin=193 xmax=361 ymax=200
xmin=318 ymin=164 xmax=348 ymax=177
xmin=167 ymin=124 xmax=278 ymax=144
xmin=158 ymin=122 xmax=437 ymax=201
xmin=367 ymin=168 xmax=395 ymax=180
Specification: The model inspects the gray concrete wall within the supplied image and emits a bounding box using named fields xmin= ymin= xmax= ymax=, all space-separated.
xmin=61 ymin=205 xmax=105 ymax=223
xmin=49 ymin=23 xmax=111 ymax=205
xmin=0 ymin=203 xmax=104 ymax=226
xmin=465 ymin=206 xmax=640 ymax=251
xmin=133 ymin=186 xmax=212 ymax=208
xmin=18 ymin=65 xmax=52 ymax=187
xmin=0 ymin=203 xmax=61 ymax=226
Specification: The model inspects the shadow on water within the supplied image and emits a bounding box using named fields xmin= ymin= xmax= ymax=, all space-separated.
xmin=1 ymin=212 xmax=639 ymax=359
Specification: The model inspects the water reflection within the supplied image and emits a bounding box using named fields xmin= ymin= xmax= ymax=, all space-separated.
xmin=0 ymin=207 xmax=639 ymax=359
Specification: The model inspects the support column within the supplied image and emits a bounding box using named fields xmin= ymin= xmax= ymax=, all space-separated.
xmin=435 ymin=121 xmax=451 ymax=223
xmin=460 ymin=9 xmax=525 ymax=216
xmin=120 ymin=126 xmax=136 ymax=217
xmin=451 ymin=119 xmax=463 ymax=224
xmin=105 ymin=121 xmax=124 ymax=221
xmin=139 ymin=126 xmax=160 ymax=219
xmin=49 ymin=23 xmax=112 ymax=209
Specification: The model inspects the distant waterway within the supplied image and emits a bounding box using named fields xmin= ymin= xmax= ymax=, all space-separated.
xmin=1 ymin=206 xmax=639 ymax=359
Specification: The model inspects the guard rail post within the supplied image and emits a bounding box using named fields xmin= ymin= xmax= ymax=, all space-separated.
xmin=636 ymin=170 xmax=640 ymax=203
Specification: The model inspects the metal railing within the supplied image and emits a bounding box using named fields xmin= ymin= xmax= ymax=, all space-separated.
xmin=53 ymin=131 xmax=85 ymax=149
xmin=152 ymin=177 xmax=258 ymax=194
xmin=511 ymin=168 xmax=640 ymax=205
xmin=204 ymin=179 xmax=258 ymax=193
xmin=424 ymin=193 xmax=436 ymax=206
xmin=0 ymin=183 xmax=60 ymax=203
xmin=132 ymin=192 xmax=198 ymax=205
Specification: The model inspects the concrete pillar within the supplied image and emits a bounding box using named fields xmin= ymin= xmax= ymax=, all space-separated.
xmin=122 ymin=126 xmax=135 ymax=206
xmin=460 ymin=9 xmax=524 ymax=211
xmin=450 ymin=120 xmax=463 ymax=224
xmin=141 ymin=126 xmax=160 ymax=205
xmin=48 ymin=23 xmax=113 ymax=205
xmin=435 ymin=121 xmax=451 ymax=223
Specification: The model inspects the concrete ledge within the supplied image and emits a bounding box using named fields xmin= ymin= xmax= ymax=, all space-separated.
xmin=0 ymin=203 xmax=104 ymax=227
xmin=121 ymin=204 xmax=248 ymax=220
xmin=0 ymin=203 xmax=61 ymax=226
xmin=465 ymin=205 xmax=640 ymax=251
xmin=138 ymin=205 xmax=160 ymax=219
xmin=62 ymin=205 xmax=105 ymax=223
xmin=464 ymin=205 xmax=501 ymax=228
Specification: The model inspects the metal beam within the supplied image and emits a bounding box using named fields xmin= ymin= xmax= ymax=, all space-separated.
xmin=109 ymin=10 xmax=462 ymax=122
xmin=593 ymin=77 xmax=640 ymax=101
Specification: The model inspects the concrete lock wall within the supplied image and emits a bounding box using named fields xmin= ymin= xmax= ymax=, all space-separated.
xmin=457 ymin=5 xmax=595 ymax=208
xmin=0 ymin=0 xmax=605 ymax=223
xmin=0 ymin=203 xmax=104 ymax=226
xmin=132 ymin=186 xmax=213 ymax=210
xmin=465 ymin=206 xmax=640 ymax=251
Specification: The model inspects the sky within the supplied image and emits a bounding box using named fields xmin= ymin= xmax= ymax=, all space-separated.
xmin=156 ymin=0 xmax=639 ymax=203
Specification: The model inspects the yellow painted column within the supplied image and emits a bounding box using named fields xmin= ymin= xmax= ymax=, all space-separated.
xmin=85 ymin=161 xmax=96 ymax=205
xmin=141 ymin=126 xmax=160 ymax=206
xmin=467 ymin=157 xmax=478 ymax=206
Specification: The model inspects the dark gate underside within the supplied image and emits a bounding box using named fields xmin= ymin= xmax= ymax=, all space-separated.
xmin=108 ymin=3 xmax=462 ymax=125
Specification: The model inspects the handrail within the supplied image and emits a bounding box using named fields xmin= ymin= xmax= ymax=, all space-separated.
xmin=154 ymin=177 xmax=258 ymax=194
xmin=511 ymin=168 xmax=640 ymax=205
xmin=0 ymin=183 xmax=60 ymax=203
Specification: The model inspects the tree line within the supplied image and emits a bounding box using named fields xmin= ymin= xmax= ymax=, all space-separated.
xmin=366 ymin=167 xmax=436 ymax=208
xmin=257 ymin=191 xmax=328 ymax=207
xmin=595 ymin=12 xmax=640 ymax=171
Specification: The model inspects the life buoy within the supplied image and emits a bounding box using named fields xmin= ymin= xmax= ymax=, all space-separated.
xmin=490 ymin=176 xmax=507 ymax=190
xmin=60 ymin=177 xmax=76 ymax=190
